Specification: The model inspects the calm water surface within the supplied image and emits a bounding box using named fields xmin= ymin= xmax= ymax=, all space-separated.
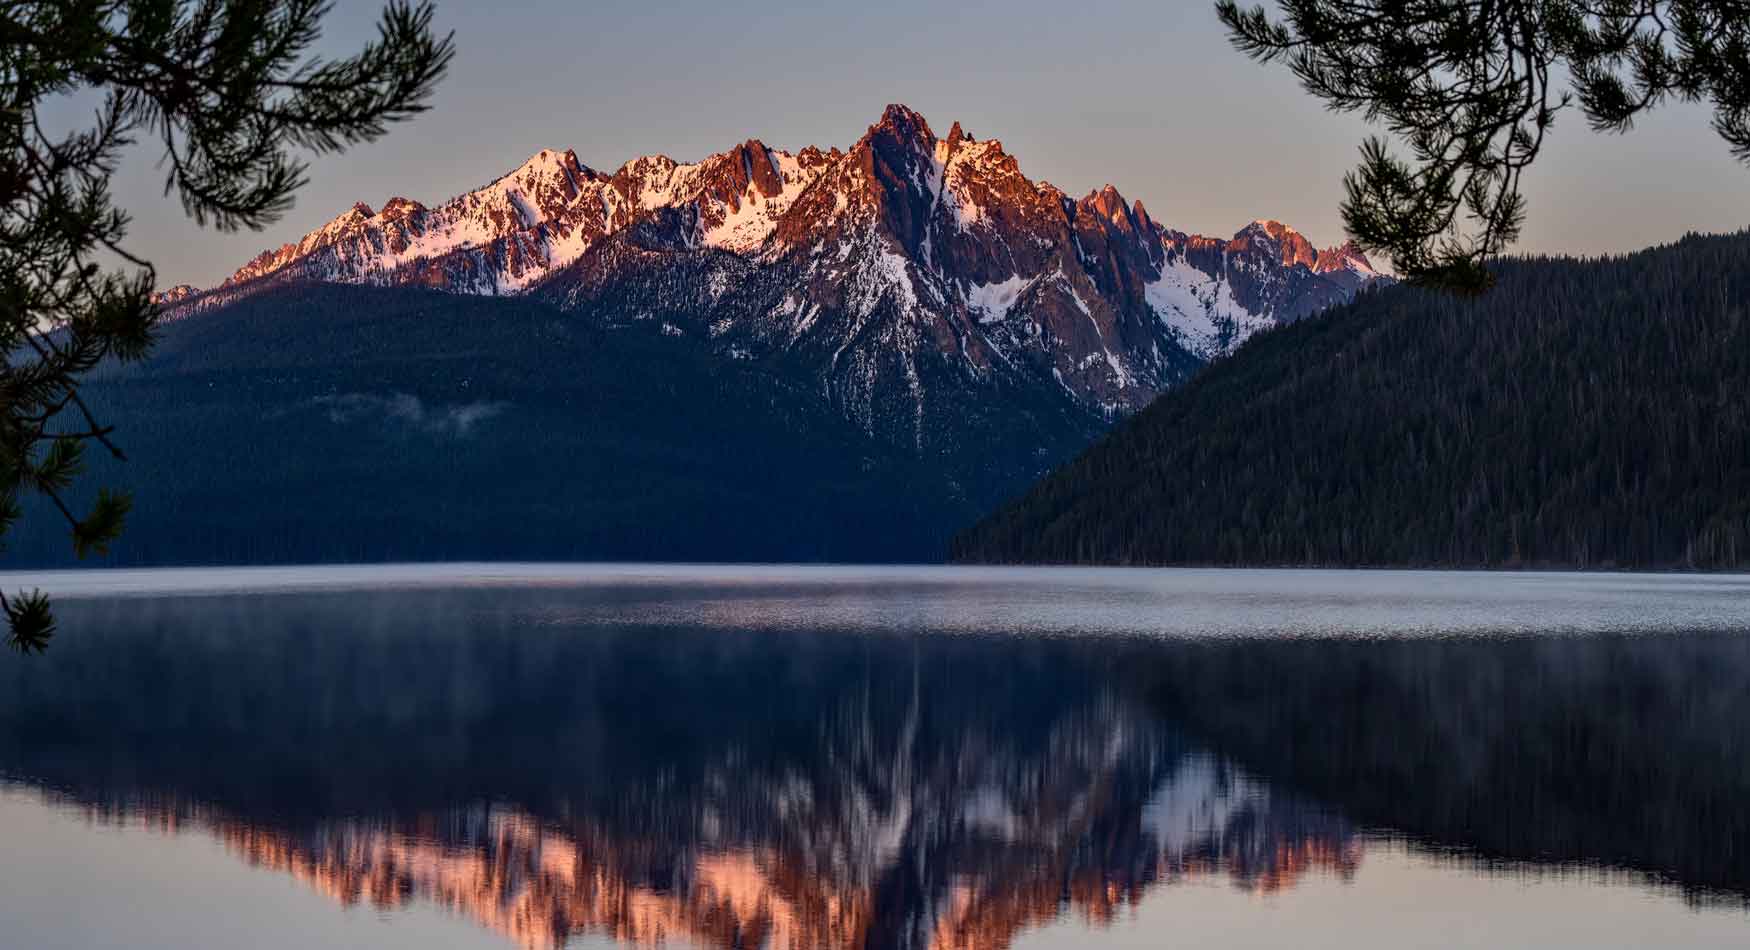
xmin=1 ymin=565 xmax=1747 ymax=950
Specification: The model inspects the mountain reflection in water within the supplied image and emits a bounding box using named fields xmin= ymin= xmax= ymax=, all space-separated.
xmin=41 ymin=755 xmax=1356 ymax=950
xmin=0 ymin=580 xmax=1747 ymax=950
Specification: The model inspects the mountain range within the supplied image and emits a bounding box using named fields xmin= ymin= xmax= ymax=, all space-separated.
xmin=160 ymin=104 xmax=1380 ymax=444
xmin=14 ymin=106 xmax=1385 ymax=567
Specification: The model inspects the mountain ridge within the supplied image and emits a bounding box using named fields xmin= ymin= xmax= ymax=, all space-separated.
xmin=156 ymin=106 xmax=1384 ymax=444
xmin=951 ymin=230 xmax=1750 ymax=570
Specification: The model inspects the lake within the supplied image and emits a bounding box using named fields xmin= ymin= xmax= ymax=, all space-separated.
xmin=1 ymin=565 xmax=1748 ymax=949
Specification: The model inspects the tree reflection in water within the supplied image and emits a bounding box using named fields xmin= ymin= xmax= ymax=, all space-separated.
xmin=2 ymin=588 xmax=1744 ymax=948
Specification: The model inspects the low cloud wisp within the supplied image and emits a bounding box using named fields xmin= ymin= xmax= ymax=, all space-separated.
xmin=315 ymin=393 xmax=509 ymax=439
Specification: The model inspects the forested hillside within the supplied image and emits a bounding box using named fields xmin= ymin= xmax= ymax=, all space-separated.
xmin=7 ymin=283 xmax=1097 ymax=567
xmin=954 ymin=231 xmax=1750 ymax=569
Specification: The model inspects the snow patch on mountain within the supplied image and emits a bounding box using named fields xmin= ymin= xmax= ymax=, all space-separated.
xmin=1145 ymin=256 xmax=1273 ymax=360
xmin=965 ymin=274 xmax=1029 ymax=323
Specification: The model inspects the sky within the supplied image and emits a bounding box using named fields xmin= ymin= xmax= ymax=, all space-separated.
xmin=85 ymin=0 xmax=1750 ymax=289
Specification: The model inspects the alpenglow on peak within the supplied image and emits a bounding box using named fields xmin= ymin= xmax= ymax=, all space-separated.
xmin=161 ymin=105 xmax=1385 ymax=433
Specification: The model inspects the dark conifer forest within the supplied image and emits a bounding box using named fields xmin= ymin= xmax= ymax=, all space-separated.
xmin=954 ymin=231 xmax=1750 ymax=569
xmin=5 ymin=283 xmax=1093 ymax=567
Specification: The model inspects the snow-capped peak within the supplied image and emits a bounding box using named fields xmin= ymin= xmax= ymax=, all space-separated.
xmin=1314 ymin=241 xmax=1381 ymax=278
xmin=166 ymin=105 xmax=1385 ymax=434
xmin=1232 ymin=219 xmax=1317 ymax=268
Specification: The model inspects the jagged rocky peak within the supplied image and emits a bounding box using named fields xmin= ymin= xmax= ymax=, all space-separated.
xmin=874 ymin=102 xmax=936 ymax=142
xmin=849 ymin=105 xmax=938 ymax=192
xmin=732 ymin=138 xmax=785 ymax=198
xmin=944 ymin=120 xmax=969 ymax=151
xmin=150 ymin=284 xmax=198 ymax=306
xmin=1083 ymin=184 xmax=1145 ymax=233
xmin=794 ymin=143 xmax=841 ymax=172
xmin=378 ymin=196 xmax=426 ymax=220
xmin=469 ymin=148 xmax=595 ymax=225
xmin=1132 ymin=199 xmax=1154 ymax=232
xmin=682 ymin=138 xmax=786 ymax=207
xmin=1315 ymin=240 xmax=1380 ymax=275
xmin=860 ymin=106 xmax=1013 ymax=188
xmin=504 ymin=147 xmax=592 ymax=184
xmin=1233 ymin=219 xmax=1319 ymax=269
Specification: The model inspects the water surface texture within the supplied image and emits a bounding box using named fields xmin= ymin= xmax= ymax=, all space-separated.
xmin=1 ymin=566 xmax=1747 ymax=950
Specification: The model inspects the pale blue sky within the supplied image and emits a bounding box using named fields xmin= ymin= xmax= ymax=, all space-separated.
xmin=101 ymin=0 xmax=1750 ymax=287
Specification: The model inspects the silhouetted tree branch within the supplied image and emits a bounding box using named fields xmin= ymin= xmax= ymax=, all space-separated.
xmin=2 ymin=1 xmax=454 ymax=650
xmin=1216 ymin=1 xmax=1750 ymax=293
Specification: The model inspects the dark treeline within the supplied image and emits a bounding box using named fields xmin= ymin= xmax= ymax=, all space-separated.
xmin=6 ymin=283 xmax=1084 ymax=567
xmin=954 ymin=230 xmax=1750 ymax=568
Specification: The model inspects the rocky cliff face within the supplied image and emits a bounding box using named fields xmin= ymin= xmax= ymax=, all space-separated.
xmin=162 ymin=105 xmax=1383 ymax=450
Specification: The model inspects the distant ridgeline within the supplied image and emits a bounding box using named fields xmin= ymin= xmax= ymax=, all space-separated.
xmin=954 ymin=231 xmax=1750 ymax=570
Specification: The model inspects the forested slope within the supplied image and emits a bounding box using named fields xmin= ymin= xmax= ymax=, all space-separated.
xmin=6 ymin=283 xmax=1095 ymax=567
xmin=954 ymin=231 xmax=1750 ymax=569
